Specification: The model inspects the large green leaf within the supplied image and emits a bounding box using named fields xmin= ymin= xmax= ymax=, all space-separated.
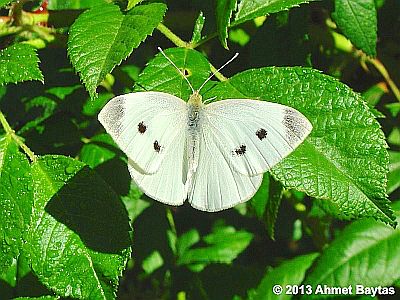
xmin=332 ymin=0 xmax=377 ymax=57
xmin=0 ymin=135 xmax=32 ymax=286
xmin=25 ymin=155 xmax=132 ymax=299
xmin=205 ymin=67 xmax=394 ymax=226
xmin=68 ymin=2 xmax=167 ymax=98
xmin=135 ymin=48 xmax=210 ymax=101
xmin=304 ymin=214 xmax=400 ymax=295
xmin=247 ymin=253 xmax=318 ymax=300
xmin=234 ymin=0 xmax=317 ymax=25
xmin=0 ymin=44 xmax=43 ymax=85
xmin=216 ymin=0 xmax=237 ymax=49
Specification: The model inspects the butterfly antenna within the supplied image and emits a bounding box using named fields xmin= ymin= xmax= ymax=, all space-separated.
xmin=198 ymin=52 xmax=239 ymax=92
xmin=157 ymin=47 xmax=195 ymax=93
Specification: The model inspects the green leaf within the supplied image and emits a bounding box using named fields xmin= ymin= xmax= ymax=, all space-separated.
xmin=190 ymin=11 xmax=205 ymax=44
xmin=265 ymin=178 xmax=283 ymax=240
xmin=176 ymin=229 xmax=200 ymax=257
xmin=121 ymin=182 xmax=148 ymax=223
xmin=332 ymin=0 xmax=377 ymax=57
xmin=80 ymin=133 xmax=119 ymax=168
xmin=18 ymin=96 xmax=58 ymax=135
xmin=388 ymin=127 xmax=400 ymax=147
xmin=177 ymin=225 xmax=253 ymax=270
xmin=0 ymin=44 xmax=43 ymax=85
xmin=68 ymin=2 xmax=167 ymax=98
xmin=46 ymin=85 xmax=81 ymax=100
xmin=229 ymin=28 xmax=251 ymax=46
xmin=362 ymin=83 xmax=387 ymax=107
xmin=142 ymin=250 xmax=164 ymax=275
xmin=388 ymin=151 xmax=400 ymax=194
xmin=0 ymin=135 xmax=32 ymax=286
xmin=249 ymin=176 xmax=270 ymax=218
xmin=247 ymin=253 xmax=318 ymax=300
xmin=216 ymin=0 xmax=237 ymax=49
xmin=249 ymin=175 xmax=283 ymax=240
xmin=205 ymin=67 xmax=395 ymax=226
xmin=386 ymin=102 xmax=400 ymax=118
xmin=127 ymin=0 xmax=144 ymax=11
xmin=82 ymin=92 xmax=113 ymax=117
xmin=234 ymin=0 xmax=317 ymax=25
xmin=25 ymin=155 xmax=132 ymax=299
xmin=135 ymin=48 xmax=210 ymax=101
xmin=0 ymin=0 xmax=12 ymax=8
xmin=304 ymin=214 xmax=400 ymax=295
xmin=48 ymin=0 xmax=107 ymax=10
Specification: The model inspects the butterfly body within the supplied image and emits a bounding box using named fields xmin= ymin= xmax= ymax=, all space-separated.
xmin=99 ymin=90 xmax=312 ymax=211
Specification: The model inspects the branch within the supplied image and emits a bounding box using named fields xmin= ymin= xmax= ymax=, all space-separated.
xmin=0 ymin=110 xmax=37 ymax=162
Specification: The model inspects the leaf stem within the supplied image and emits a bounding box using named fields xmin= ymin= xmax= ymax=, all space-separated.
xmin=332 ymin=30 xmax=400 ymax=103
xmin=190 ymin=32 xmax=218 ymax=48
xmin=364 ymin=56 xmax=400 ymax=103
xmin=157 ymin=23 xmax=190 ymax=48
xmin=0 ymin=110 xmax=37 ymax=162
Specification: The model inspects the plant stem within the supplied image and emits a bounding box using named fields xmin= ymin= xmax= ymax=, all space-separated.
xmin=332 ymin=30 xmax=400 ymax=103
xmin=366 ymin=57 xmax=400 ymax=103
xmin=0 ymin=110 xmax=37 ymax=162
xmin=157 ymin=23 xmax=190 ymax=48
xmin=190 ymin=32 xmax=218 ymax=48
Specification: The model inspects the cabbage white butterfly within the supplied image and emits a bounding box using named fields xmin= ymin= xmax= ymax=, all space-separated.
xmin=98 ymin=49 xmax=312 ymax=211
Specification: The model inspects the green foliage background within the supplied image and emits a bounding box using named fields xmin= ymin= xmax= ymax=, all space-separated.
xmin=0 ymin=0 xmax=399 ymax=299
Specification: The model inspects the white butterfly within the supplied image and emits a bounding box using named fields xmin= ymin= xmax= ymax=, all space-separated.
xmin=98 ymin=50 xmax=312 ymax=212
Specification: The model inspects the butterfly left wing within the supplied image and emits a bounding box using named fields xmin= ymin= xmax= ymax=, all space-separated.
xmin=202 ymin=99 xmax=312 ymax=176
xmin=187 ymin=122 xmax=263 ymax=211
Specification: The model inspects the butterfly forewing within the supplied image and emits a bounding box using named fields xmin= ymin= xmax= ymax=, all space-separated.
xmin=98 ymin=92 xmax=188 ymax=174
xmin=203 ymin=99 xmax=312 ymax=176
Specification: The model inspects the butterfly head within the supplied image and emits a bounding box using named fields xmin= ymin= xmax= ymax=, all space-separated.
xmin=188 ymin=90 xmax=203 ymax=107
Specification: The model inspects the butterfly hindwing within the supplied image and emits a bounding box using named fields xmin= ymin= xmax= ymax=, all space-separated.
xmin=188 ymin=122 xmax=263 ymax=211
xmin=203 ymin=99 xmax=312 ymax=176
xmin=98 ymin=92 xmax=187 ymax=174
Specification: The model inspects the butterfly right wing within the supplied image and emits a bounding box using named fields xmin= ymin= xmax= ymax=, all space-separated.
xmin=98 ymin=92 xmax=187 ymax=174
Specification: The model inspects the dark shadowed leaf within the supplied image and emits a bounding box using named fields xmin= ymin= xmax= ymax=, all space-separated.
xmin=25 ymin=155 xmax=132 ymax=299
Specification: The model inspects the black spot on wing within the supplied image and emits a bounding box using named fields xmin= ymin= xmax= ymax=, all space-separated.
xmin=153 ymin=140 xmax=161 ymax=153
xmin=232 ymin=144 xmax=246 ymax=156
xmin=138 ymin=121 xmax=147 ymax=134
xmin=256 ymin=128 xmax=268 ymax=140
